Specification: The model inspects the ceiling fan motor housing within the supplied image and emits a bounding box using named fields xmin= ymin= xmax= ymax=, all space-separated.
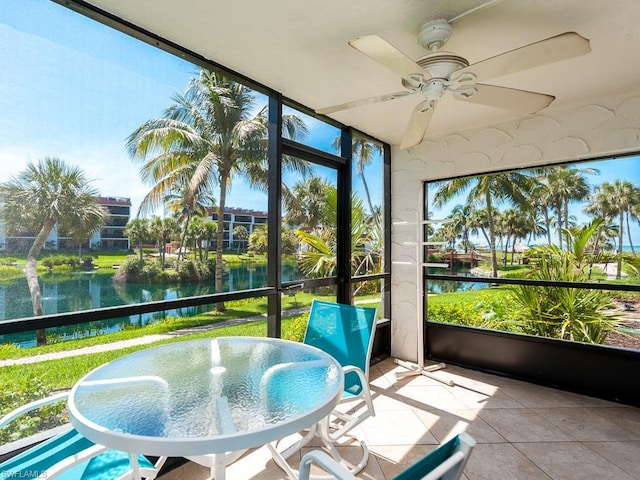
xmin=418 ymin=19 xmax=452 ymax=51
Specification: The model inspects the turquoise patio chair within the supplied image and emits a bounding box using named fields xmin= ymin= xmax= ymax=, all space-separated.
xmin=273 ymin=299 xmax=377 ymax=478
xmin=0 ymin=392 xmax=165 ymax=479
xmin=304 ymin=300 xmax=377 ymax=441
xmin=299 ymin=432 xmax=476 ymax=480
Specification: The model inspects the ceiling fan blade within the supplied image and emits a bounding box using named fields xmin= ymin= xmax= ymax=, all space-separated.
xmin=316 ymin=90 xmax=415 ymax=115
xmin=400 ymin=100 xmax=435 ymax=150
xmin=349 ymin=35 xmax=426 ymax=81
xmin=455 ymin=32 xmax=590 ymax=84
xmin=454 ymin=83 xmax=554 ymax=113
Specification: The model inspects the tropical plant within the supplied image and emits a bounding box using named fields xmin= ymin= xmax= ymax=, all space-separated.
xmin=432 ymin=170 xmax=539 ymax=277
xmin=295 ymin=188 xmax=381 ymax=294
xmin=248 ymin=226 xmax=268 ymax=254
xmin=544 ymin=166 xmax=596 ymax=249
xmin=124 ymin=218 xmax=151 ymax=261
xmin=586 ymin=181 xmax=639 ymax=277
xmin=0 ymin=158 xmax=106 ymax=345
xmin=509 ymin=219 xmax=620 ymax=343
xmin=150 ymin=216 xmax=179 ymax=265
xmin=127 ymin=69 xmax=309 ymax=311
xmin=332 ymin=134 xmax=381 ymax=215
xmin=233 ymin=225 xmax=249 ymax=254
xmin=284 ymin=177 xmax=330 ymax=231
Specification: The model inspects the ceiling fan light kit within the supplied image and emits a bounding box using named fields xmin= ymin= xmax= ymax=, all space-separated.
xmin=317 ymin=18 xmax=591 ymax=149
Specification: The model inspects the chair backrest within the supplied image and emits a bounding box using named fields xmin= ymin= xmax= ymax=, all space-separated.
xmin=303 ymin=300 xmax=377 ymax=395
xmin=392 ymin=432 xmax=476 ymax=480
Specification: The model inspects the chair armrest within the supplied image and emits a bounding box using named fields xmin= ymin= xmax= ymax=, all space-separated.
xmin=299 ymin=450 xmax=357 ymax=480
xmin=421 ymin=451 xmax=465 ymax=480
xmin=0 ymin=392 xmax=69 ymax=428
xmin=43 ymin=443 xmax=109 ymax=478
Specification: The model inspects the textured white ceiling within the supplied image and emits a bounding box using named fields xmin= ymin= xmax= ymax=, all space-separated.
xmin=85 ymin=0 xmax=640 ymax=147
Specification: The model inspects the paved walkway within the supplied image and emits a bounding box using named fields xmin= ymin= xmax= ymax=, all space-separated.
xmin=594 ymin=262 xmax=628 ymax=279
xmin=0 ymin=311 xmax=300 ymax=367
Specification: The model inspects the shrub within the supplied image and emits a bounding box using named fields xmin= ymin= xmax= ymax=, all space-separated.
xmin=509 ymin=221 xmax=620 ymax=344
xmin=282 ymin=313 xmax=308 ymax=342
xmin=0 ymin=375 xmax=65 ymax=443
xmin=427 ymin=291 xmax=524 ymax=333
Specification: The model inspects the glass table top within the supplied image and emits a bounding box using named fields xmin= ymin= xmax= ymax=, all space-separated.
xmin=68 ymin=337 xmax=343 ymax=456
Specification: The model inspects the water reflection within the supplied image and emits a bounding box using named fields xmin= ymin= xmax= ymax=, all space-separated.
xmin=0 ymin=262 xmax=303 ymax=348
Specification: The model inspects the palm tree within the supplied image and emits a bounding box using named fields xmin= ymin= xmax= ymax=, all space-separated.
xmin=233 ymin=225 xmax=249 ymax=254
xmin=467 ymin=208 xmax=491 ymax=248
xmin=545 ymin=166 xmax=595 ymax=249
xmin=587 ymin=181 xmax=638 ymax=278
xmin=530 ymin=181 xmax=554 ymax=245
xmin=448 ymin=204 xmax=473 ymax=252
xmin=432 ymin=171 xmax=537 ymax=277
xmin=499 ymin=208 xmax=531 ymax=264
xmin=296 ymin=188 xmax=381 ymax=288
xmin=333 ymin=135 xmax=381 ymax=214
xmin=150 ymin=216 xmax=179 ymax=265
xmin=127 ymin=69 xmax=308 ymax=311
xmin=124 ymin=218 xmax=150 ymax=261
xmin=283 ymin=177 xmax=330 ymax=231
xmin=0 ymin=157 xmax=106 ymax=345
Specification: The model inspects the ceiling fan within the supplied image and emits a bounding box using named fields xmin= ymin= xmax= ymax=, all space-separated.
xmin=316 ymin=19 xmax=591 ymax=149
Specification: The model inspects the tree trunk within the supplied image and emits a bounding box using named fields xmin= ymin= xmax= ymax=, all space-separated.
xmin=543 ymin=206 xmax=552 ymax=245
xmin=557 ymin=210 xmax=563 ymax=250
xmin=215 ymin=174 xmax=229 ymax=312
xmin=357 ymin=149 xmax=375 ymax=215
xmin=27 ymin=218 xmax=56 ymax=346
xmin=625 ymin=212 xmax=635 ymax=256
xmin=485 ymin=191 xmax=499 ymax=278
xmin=617 ymin=209 xmax=624 ymax=279
xmin=178 ymin=214 xmax=191 ymax=266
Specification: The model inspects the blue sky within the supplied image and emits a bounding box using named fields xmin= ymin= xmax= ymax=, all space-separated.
xmin=428 ymin=155 xmax=640 ymax=246
xmin=0 ymin=0 xmax=382 ymax=217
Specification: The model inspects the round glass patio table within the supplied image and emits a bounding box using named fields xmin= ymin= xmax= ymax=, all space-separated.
xmin=68 ymin=336 xmax=343 ymax=479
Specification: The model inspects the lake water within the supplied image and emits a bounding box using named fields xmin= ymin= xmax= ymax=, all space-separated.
xmin=0 ymin=262 xmax=304 ymax=348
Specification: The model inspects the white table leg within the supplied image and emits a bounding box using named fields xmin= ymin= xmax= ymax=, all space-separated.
xmin=214 ymin=453 xmax=226 ymax=480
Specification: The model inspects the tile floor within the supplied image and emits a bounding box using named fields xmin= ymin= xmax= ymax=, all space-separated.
xmin=160 ymin=358 xmax=640 ymax=479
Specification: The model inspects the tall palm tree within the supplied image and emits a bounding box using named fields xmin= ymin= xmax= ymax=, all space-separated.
xmin=587 ymin=181 xmax=638 ymax=278
xmin=432 ymin=171 xmax=537 ymax=277
xmin=296 ymin=188 xmax=381 ymax=286
xmin=150 ymin=216 xmax=179 ymax=265
xmin=124 ymin=218 xmax=150 ymax=261
xmin=332 ymin=135 xmax=381 ymax=215
xmin=0 ymin=158 xmax=106 ymax=345
xmin=545 ymin=166 xmax=595 ymax=249
xmin=283 ymin=177 xmax=330 ymax=231
xmin=448 ymin=204 xmax=473 ymax=252
xmin=127 ymin=69 xmax=308 ymax=311
xmin=530 ymin=181 xmax=554 ymax=245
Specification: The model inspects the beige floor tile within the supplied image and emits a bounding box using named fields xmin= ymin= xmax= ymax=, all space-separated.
xmin=497 ymin=382 xmax=597 ymax=408
xmin=532 ymin=407 xmax=640 ymax=441
xmin=413 ymin=408 xmax=506 ymax=444
xmin=464 ymin=443 xmax=551 ymax=479
xmin=585 ymin=441 xmax=640 ymax=478
xmin=370 ymin=444 xmax=440 ymax=479
xmin=590 ymin=407 xmax=640 ymax=433
xmin=448 ymin=382 xmax=527 ymax=410
xmin=515 ymin=442 xmax=636 ymax=480
xmin=395 ymin=384 xmax=469 ymax=412
xmin=358 ymin=408 xmax=438 ymax=446
xmin=478 ymin=408 xmax=575 ymax=442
